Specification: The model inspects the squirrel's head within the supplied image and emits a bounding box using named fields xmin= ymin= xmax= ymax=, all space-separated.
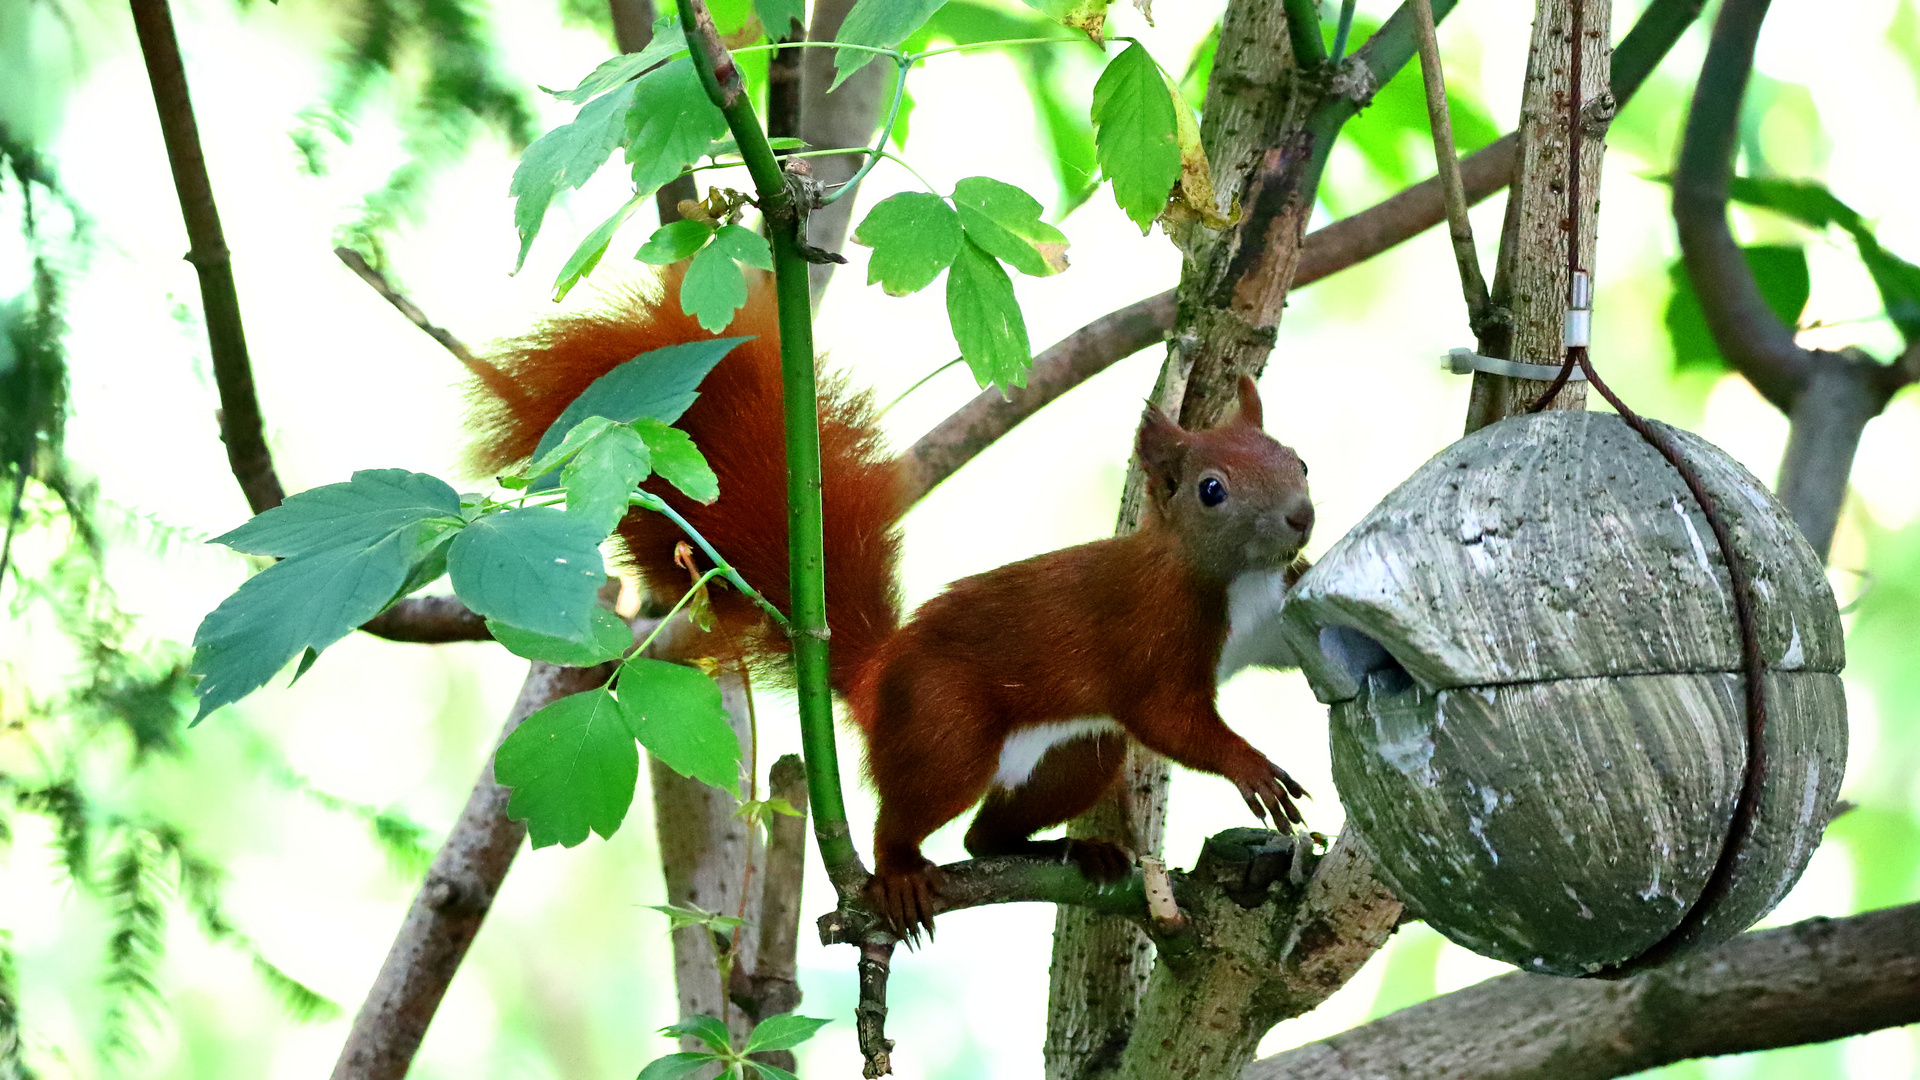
xmin=1136 ymin=376 xmax=1313 ymax=582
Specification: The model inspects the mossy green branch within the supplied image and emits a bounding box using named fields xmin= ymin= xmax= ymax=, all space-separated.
xmin=677 ymin=0 xmax=865 ymax=894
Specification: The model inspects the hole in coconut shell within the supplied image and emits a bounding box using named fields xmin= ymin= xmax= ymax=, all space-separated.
xmin=1318 ymin=626 xmax=1414 ymax=694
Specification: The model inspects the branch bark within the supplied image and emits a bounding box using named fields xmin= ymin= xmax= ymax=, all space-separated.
xmin=1461 ymin=0 xmax=1611 ymax=430
xmin=330 ymin=659 xmax=617 ymax=1080
xmin=358 ymin=596 xmax=492 ymax=643
xmin=796 ymin=0 xmax=888 ymax=301
xmin=129 ymin=0 xmax=284 ymax=514
xmin=1249 ymin=902 xmax=1920 ymax=1080
xmin=1050 ymin=4 xmax=1463 ymax=1074
xmin=1114 ymin=832 xmax=1403 ymax=1080
xmin=1672 ymin=0 xmax=1914 ymax=558
xmin=914 ymin=0 xmax=1705 ymax=508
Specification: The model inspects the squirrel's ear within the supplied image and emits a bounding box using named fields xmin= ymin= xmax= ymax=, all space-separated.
xmin=1137 ymin=405 xmax=1189 ymax=502
xmin=1234 ymin=375 xmax=1264 ymax=429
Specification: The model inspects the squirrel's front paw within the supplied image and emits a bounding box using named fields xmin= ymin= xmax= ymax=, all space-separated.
xmin=865 ymin=862 xmax=945 ymax=944
xmin=1233 ymin=760 xmax=1308 ymax=827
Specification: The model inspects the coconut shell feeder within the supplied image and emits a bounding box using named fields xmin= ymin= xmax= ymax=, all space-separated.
xmin=1277 ymin=409 xmax=1847 ymax=976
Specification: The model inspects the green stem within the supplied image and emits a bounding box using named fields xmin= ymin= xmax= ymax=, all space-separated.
xmin=676 ymin=0 xmax=866 ymax=894
xmin=728 ymin=40 xmax=901 ymax=58
xmin=1284 ymin=0 xmax=1328 ymax=67
xmin=1298 ymin=0 xmax=1461 ymax=203
xmin=1331 ymin=0 xmax=1359 ymax=60
xmin=819 ymin=59 xmax=911 ymax=207
xmin=633 ymin=491 xmax=791 ymax=630
xmin=633 ymin=566 xmax=727 ymax=655
xmin=909 ymin=36 xmax=1078 ymax=61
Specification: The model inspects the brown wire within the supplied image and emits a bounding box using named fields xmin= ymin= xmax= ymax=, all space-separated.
xmin=1525 ymin=0 xmax=1772 ymax=977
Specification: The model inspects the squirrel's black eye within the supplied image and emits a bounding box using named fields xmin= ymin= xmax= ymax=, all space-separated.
xmin=1198 ymin=477 xmax=1227 ymax=507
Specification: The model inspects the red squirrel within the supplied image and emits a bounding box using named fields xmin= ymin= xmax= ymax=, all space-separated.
xmin=469 ymin=269 xmax=1315 ymax=935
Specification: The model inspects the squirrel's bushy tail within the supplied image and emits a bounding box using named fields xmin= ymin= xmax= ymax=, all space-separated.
xmin=466 ymin=267 xmax=905 ymax=694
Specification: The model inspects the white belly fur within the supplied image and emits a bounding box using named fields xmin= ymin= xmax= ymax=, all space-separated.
xmin=1216 ymin=566 xmax=1299 ymax=682
xmin=994 ymin=718 xmax=1123 ymax=789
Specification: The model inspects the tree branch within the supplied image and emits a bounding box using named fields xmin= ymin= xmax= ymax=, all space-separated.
xmin=901 ymin=290 xmax=1177 ymax=501
xmin=129 ymin=0 xmax=283 ymax=514
xmin=330 ymin=658 xmax=617 ymax=1080
xmin=332 ymin=247 xmax=496 ymax=385
xmin=908 ymin=0 xmax=1706 ymax=501
xmin=358 ymin=596 xmax=492 ymax=642
xmin=1672 ymin=0 xmax=1812 ymax=412
xmin=1672 ymin=0 xmax=1913 ymax=557
xmin=1249 ymin=902 xmax=1920 ymax=1080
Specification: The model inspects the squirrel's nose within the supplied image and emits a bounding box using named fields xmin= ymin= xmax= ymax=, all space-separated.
xmin=1285 ymin=501 xmax=1315 ymax=536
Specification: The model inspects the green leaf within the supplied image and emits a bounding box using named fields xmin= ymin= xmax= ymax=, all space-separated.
xmin=832 ymin=0 xmax=941 ymax=89
xmin=554 ymin=192 xmax=647 ymax=302
xmin=190 ymin=527 xmax=425 ymax=720
xmin=679 ymin=227 xmax=773 ymax=333
xmin=945 ymin=237 xmax=1031 ymax=390
xmin=1018 ymin=0 xmax=1111 ymax=39
xmin=854 ymin=192 xmax=963 ymax=295
xmin=1724 ymin=176 xmax=1920 ymax=342
xmin=710 ymin=223 xmax=775 ymax=270
xmin=636 ymin=219 xmax=717 ymax=266
xmin=633 ymin=418 xmax=720 ymax=504
xmin=549 ymin=19 xmax=688 ymax=102
xmin=743 ymin=1013 xmax=831 ymax=1054
xmin=649 ymin=902 xmax=747 ymax=934
xmin=754 ymin=0 xmax=807 ymax=38
xmin=494 ymin=688 xmax=638 ymax=847
xmin=387 ymin=520 xmax=460 ymax=603
xmin=215 ymin=469 xmax=461 ymax=558
xmin=919 ymin=3 xmax=1093 ymax=209
xmin=746 ymin=1063 xmax=801 ymax=1080
xmin=662 ymin=1014 xmax=734 ymax=1054
xmin=1665 ymin=245 xmax=1810 ymax=373
xmin=533 ymin=338 xmax=751 ymax=462
xmin=626 ymin=59 xmax=730 ymax=203
xmin=950 ymin=176 xmax=1068 ymax=277
xmin=1092 ymin=40 xmax=1181 ymax=232
xmin=488 ymin=609 xmax=633 ymax=666
xmin=529 ymin=416 xmax=622 ymax=481
xmin=564 ymin=423 xmax=656 ymax=531
xmin=446 ymin=507 xmax=608 ymax=642
xmin=511 ymin=82 xmax=640 ymax=274
xmin=616 ymin=656 xmax=741 ymax=791
xmin=637 ymin=1052 xmax=724 ymax=1080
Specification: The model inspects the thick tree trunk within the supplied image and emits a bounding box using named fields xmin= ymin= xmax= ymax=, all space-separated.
xmin=1463 ymin=0 xmax=1612 ymax=430
xmin=1045 ymin=5 xmax=1316 ymax=1076
xmin=651 ymin=662 xmax=765 ymax=1049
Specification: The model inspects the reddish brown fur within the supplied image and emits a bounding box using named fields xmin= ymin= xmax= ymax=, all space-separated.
xmin=467 ymin=268 xmax=904 ymax=690
xmin=470 ymin=277 xmax=1312 ymax=936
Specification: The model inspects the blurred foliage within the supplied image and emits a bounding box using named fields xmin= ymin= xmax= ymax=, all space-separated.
xmin=906 ymin=0 xmax=1102 ymax=215
xmin=293 ymin=0 xmax=538 ymax=267
xmin=1665 ymin=244 xmax=1809 ymax=373
xmin=0 ymin=128 xmax=439 ymax=1073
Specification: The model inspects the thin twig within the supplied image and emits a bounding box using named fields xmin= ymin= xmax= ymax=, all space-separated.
xmin=129 ymin=0 xmax=283 ymax=514
xmin=332 ymin=247 xmax=522 ymax=403
xmin=1410 ymin=0 xmax=1491 ymax=330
